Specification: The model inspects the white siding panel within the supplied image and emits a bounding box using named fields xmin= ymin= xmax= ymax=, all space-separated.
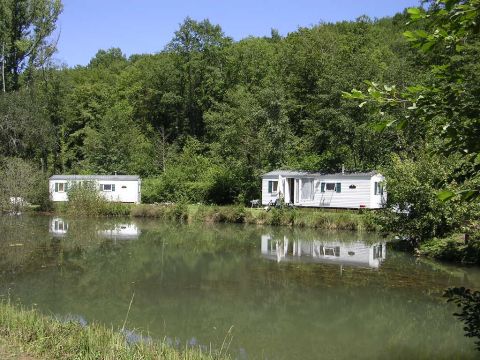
xmin=49 ymin=179 xmax=141 ymax=204
xmin=261 ymin=176 xmax=280 ymax=205
xmin=300 ymin=177 xmax=372 ymax=209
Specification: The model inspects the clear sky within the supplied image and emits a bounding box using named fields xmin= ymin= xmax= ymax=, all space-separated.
xmin=56 ymin=0 xmax=420 ymax=67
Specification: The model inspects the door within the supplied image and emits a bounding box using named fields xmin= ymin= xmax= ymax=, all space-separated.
xmin=287 ymin=178 xmax=295 ymax=204
xmin=295 ymin=179 xmax=300 ymax=204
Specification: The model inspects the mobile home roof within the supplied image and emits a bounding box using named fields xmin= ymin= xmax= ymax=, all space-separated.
xmin=262 ymin=170 xmax=379 ymax=177
xmin=49 ymin=175 xmax=140 ymax=181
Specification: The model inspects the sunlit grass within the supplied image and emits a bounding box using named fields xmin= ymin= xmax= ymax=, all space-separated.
xmin=131 ymin=204 xmax=377 ymax=231
xmin=0 ymin=302 xmax=228 ymax=360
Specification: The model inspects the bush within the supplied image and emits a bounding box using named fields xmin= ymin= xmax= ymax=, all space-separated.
xmin=65 ymin=181 xmax=108 ymax=216
xmin=418 ymin=234 xmax=480 ymax=264
xmin=444 ymin=287 xmax=480 ymax=351
xmin=375 ymin=153 xmax=476 ymax=244
xmin=0 ymin=157 xmax=48 ymax=212
xmin=64 ymin=182 xmax=131 ymax=217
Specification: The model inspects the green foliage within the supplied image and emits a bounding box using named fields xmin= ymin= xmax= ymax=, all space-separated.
xmin=0 ymin=0 xmax=63 ymax=91
xmin=444 ymin=287 xmax=480 ymax=350
xmin=375 ymin=153 xmax=476 ymax=242
xmin=0 ymin=157 xmax=49 ymax=212
xmin=418 ymin=235 xmax=480 ymax=264
xmin=0 ymin=90 xmax=53 ymax=160
xmin=344 ymin=1 xmax=480 ymax=200
xmin=65 ymin=181 xmax=108 ymax=216
xmin=81 ymin=101 xmax=157 ymax=176
xmin=4 ymin=13 xmax=428 ymax=207
xmin=63 ymin=182 xmax=130 ymax=217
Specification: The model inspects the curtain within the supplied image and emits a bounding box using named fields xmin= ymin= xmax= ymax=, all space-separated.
xmin=301 ymin=179 xmax=314 ymax=200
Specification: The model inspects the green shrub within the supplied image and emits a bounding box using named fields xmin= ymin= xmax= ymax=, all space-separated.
xmin=444 ymin=287 xmax=480 ymax=351
xmin=65 ymin=182 xmax=108 ymax=216
xmin=376 ymin=153 xmax=477 ymax=244
xmin=418 ymin=235 xmax=480 ymax=264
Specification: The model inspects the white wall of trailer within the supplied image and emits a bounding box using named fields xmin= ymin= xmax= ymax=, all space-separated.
xmin=261 ymin=173 xmax=386 ymax=209
xmin=49 ymin=179 xmax=141 ymax=203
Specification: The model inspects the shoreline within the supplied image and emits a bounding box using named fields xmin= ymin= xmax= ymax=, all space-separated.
xmin=0 ymin=302 xmax=226 ymax=360
xmin=48 ymin=203 xmax=379 ymax=232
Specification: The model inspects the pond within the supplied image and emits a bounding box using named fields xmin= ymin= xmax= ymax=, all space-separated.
xmin=0 ymin=215 xmax=479 ymax=359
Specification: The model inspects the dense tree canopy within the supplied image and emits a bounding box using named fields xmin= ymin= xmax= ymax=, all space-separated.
xmin=0 ymin=5 xmax=477 ymax=241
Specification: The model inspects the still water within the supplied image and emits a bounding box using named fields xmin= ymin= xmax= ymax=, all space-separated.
xmin=0 ymin=215 xmax=479 ymax=359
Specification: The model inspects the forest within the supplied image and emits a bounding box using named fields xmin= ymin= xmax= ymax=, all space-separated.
xmin=0 ymin=0 xmax=479 ymax=250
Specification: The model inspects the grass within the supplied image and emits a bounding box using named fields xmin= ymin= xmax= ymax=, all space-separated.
xmin=50 ymin=197 xmax=378 ymax=232
xmin=54 ymin=202 xmax=132 ymax=217
xmin=131 ymin=204 xmax=378 ymax=231
xmin=0 ymin=301 xmax=228 ymax=360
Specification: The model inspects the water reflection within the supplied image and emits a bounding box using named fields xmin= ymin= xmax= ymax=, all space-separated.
xmin=261 ymin=234 xmax=386 ymax=268
xmin=49 ymin=218 xmax=140 ymax=240
xmin=50 ymin=217 xmax=69 ymax=236
xmin=98 ymin=224 xmax=140 ymax=240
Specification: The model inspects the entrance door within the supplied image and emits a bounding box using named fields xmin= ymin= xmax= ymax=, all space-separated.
xmin=295 ymin=179 xmax=300 ymax=204
xmin=287 ymin=178 xmax=295 ymax=204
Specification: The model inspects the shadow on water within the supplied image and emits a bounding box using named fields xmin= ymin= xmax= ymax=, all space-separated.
xmin=0 ymin=215 xmax=479 ymax=359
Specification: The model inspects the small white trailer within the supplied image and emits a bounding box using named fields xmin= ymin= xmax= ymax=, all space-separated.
xmin=261 ymin=170 xmax=386 ymax=209
xmin=49 ymin=175 xmax=141 ymax=204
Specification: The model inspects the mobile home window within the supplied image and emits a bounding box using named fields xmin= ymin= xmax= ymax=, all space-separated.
xmin=268 ymin=181 xmax=278 ymax=194
xmin=100 ymin=184 xmax=116 ymax=192
xmin=324 ymin=246 xmax=340 ymax=257
xmin=301 ymin=179 xmax=314 ymax=200
xmin=321 ymin=182 xmax=341 ymax=192
xmin=54 ymin=182 xmax=66 ymax=192
xmin=374 ymin=182 xmax=384 ymax=195
xmin=54 ymin=220 xmax=67 ymax=231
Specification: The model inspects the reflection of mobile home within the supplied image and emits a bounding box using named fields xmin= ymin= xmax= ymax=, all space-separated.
xmin=50 ymin=218 xmax=69 ymax=236
xmin=261 ymin=234 xmax=386 ymax=268
xmin=99 ymin=224 xmax=140 ymax=240
xmin=49 ymin=218 xmax=140 ymax=240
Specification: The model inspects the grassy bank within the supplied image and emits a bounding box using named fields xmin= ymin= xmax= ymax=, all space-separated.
xmin=52 ymin=202 xmax=377 ymax=231
xmin=130 ymin=204 xmax=378 ymax=231
xmin=0 ymin=302 xmax=227 ymax=360
xmin=49 ymin=186 xmax=378 ymax=231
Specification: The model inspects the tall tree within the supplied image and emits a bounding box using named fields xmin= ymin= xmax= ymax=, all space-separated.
xmin=0 ymin=0 xmax=62 ymax=91
xmin=167 ymin=17 xmax=231 ymax=137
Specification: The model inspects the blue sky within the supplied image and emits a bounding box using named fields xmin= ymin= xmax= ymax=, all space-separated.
xmin=56 ymin=0 xmax=420 ymax=67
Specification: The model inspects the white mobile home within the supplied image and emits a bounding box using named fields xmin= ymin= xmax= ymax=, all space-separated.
xmin=49 ymin=175 xmax=141 ymax=204
xmin=261 ymin=170 xmax=385 ymax=209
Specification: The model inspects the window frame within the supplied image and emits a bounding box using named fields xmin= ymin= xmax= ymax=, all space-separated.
xmin=55 ymin=182 xmax=66 ymax=193
xmin=321 ymin=182 xmax=342 ymax=193
xmin=100 ymin=184 xmax=116 ymax=192
xmin=268 ymin=180 xmax=278 ymax=194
